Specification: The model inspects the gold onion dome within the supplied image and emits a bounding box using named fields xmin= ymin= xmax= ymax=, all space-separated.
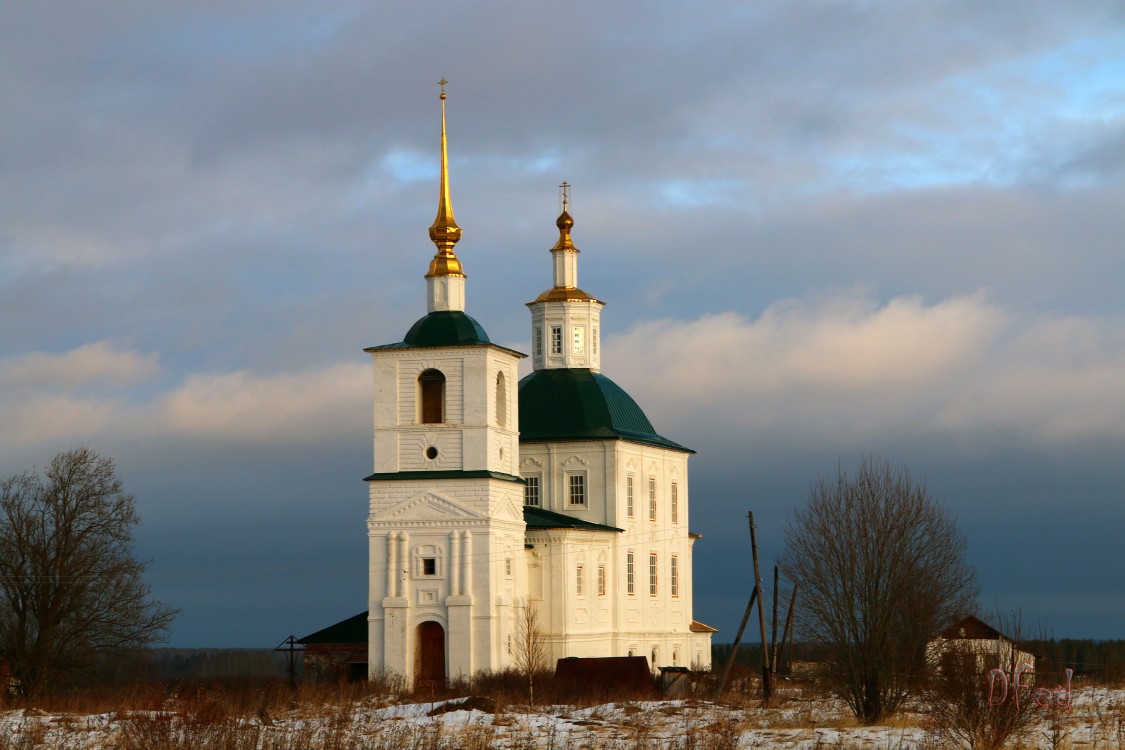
xmin=551 ymin=209 xmax=576 ymax=252
xmin=426 ymin=79 xmax=464 ymax=278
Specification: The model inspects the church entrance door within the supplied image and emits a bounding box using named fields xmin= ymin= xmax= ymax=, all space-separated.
xmin=415 ymin=621 xmax=446 ymax=688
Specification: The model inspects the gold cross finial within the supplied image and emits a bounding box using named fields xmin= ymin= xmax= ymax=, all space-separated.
xmin=560 ymin=180 xmax=570 ymax=211
xmin=438 ymin=77 xmax=448 ymax=100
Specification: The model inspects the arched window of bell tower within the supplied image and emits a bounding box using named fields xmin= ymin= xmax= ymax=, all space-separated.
xmin=418 ymin=369 xmax=445 ymax=424
xmin=496 ymin=372 xmax=507 ymax=428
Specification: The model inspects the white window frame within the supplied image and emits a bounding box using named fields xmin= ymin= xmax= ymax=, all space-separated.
xmin=648 ymin=477 xmax=657 ymax=521
xmin=572 ymin=325 xmax=585 ymax=355
xmin=671 ymin=555 xmax=679 ymax=598
xmin=671 ymin=482 xmax=679 ymax=524
xmin=626 ymin=551 xmax=635 ymax=595
xmin=535 ymin=327 xmax=543 ymax=357
xmin=626 ymin=475 xmax=634 ymax=518
xmin=576 ymin=564 xmax=584 ymax=596
xmin=524 ymin=475 xmax=541 ymax=507
xmin=412 ymin=545 xmax=445 ymax=579
xmin=550 ymin=325 xmax=563 ymax=355
xmin=649 ymin=552 xmax=658 ymax=597
xmin=567 ymin=473 xmax=586 ymax=506
xmin=597 ymin=565 xmax=606 ymax=597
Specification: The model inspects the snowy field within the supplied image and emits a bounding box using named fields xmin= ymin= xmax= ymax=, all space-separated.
xmin=1 ymin=687 xmax=1123 ymax=749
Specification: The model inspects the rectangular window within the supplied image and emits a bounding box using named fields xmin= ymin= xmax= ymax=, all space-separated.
xmin=593 ymin=328 xmax=598 ymax=355
xmin=573 ymin=326 xmax=585 ymax=354
xmin=648 ymin=478 xmax=657 ymax=521
xmin=568 ymin=474 xmax=586 ymax=506
xmin=626 ymin=552 xmax=635 ymax=595
xmin=551 ymin=326 xmax=563 ymax=355
xmin=671 ymin=555 xmax=679 ymax=598
xmin=597 ymin=566 xmax=606 ymax=596
xmin=671 ymin=482 xmax=679 ymax=524
xmin=576 ymin=564 xmax=584 ymax=596
xmin=422 ymin=558 xmax=436 ymax=576
xmin=535 ymin=327 xmax=543 ymax=357
xmin=505 ymin=558 xmax=512 ymax=577
xmin=626 ymin=476 xmax=634 ymax=517
xmin=649 ymin=553 xmax=658 ymax=596
xmin=524 ymin=475 xmax=540 ymax=507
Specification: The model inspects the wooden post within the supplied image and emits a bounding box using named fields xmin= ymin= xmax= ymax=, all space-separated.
xmin=779 ymin=583 xmax=798 ymax=675
xmin=749 ymin=512 xmax=771 ymax=700
xmin=715 ymin=586 xmax=757 ymax=699
xmin=771 ymin=565 xmax=780 ymax=675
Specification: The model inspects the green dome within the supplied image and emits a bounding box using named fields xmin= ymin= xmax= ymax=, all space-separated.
xmin=518 ymin=368 xmax=690 ymax=452
xmin=368 ymin=311 xmax=491 ymax=350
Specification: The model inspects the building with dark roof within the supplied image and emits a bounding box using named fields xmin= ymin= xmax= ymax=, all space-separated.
xmin=358 ymin=86 xmax=713 ymax=688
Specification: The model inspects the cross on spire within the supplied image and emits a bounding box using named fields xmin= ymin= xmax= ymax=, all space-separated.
xmin=438 ymin=77 xmax=448 ymax=100
xmin=560 ymin=180 xmax=571 ymax=212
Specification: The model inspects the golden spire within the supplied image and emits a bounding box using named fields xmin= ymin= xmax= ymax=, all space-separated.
xmin=427 ymin=78 xmax=464 ymax=278
xmin=551 ymin=180 xmax=578 ymax=253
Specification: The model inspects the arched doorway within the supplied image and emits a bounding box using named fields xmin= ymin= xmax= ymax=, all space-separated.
xmin=415 ymin=621 xmax=446 ymax=687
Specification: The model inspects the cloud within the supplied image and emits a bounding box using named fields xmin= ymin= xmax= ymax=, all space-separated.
xmin=0 ymin=342 xmax=367 ymax=456
xmin=0 ymin=340 xmax=161 ymax=391
xmin=154 ymin=362 xmax=368 ymax=442
xmin=606 ymin=293 xmax=1125 ymax=447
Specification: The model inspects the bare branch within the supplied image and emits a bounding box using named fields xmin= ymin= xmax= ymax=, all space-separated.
xmin=781 ymin=457 xmax=977 ymax=723
xmin=0 ymin=448 xmax=178 ymax=695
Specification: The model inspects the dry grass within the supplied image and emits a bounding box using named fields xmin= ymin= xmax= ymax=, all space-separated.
xmin=4 ymin=677 xmax=1125 ymax=750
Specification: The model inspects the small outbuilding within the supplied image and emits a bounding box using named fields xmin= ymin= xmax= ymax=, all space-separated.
xmin=298 ymin=612 xmax=368 ymax=682
xmin=928 ymin=615 xmax=1036 ymax=676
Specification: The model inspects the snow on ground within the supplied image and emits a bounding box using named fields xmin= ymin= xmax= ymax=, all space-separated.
xmin=1 ymin=688 xmax=1123 ymax=749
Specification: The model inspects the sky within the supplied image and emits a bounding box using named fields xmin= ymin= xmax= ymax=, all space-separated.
xmin=2 ymin=1 xmax=1124 ymax=648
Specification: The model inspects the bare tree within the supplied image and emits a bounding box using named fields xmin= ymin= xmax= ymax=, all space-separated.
xmin=781 ymin=457 xmax=976 ymax=723
xmin=512 ymin=600 xmax=549 ymax=707
xmin=0 ymin=448 xmax=177 ymax=695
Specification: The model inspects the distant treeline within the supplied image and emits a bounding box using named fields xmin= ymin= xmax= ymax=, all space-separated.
xmin=141 ymin=649 xmax=295 ymax=680
xmin=712 ymin=640 xmax=1125 ymax=683
xmin=711 ymin=641 xmax=827 ymax=670
xmin=1023 ymin=639 xmax=1125 ymax=682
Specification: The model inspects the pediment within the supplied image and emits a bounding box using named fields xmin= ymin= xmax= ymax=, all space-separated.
xmin=372 ymin=491 xmax=483 ymax=522
xmin=498 ymin=497 xmax=524 ymax=522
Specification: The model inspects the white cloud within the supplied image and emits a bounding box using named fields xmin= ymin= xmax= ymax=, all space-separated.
xmin=153 ymin=362 xmax=368 ymax=442
xmin=606 ymin=293 xmax=1125 ymax=447
xmin=0 ymin=342 xmax=368 ymax=455
xmin=0 ymin=340 xmax=161 ymax=390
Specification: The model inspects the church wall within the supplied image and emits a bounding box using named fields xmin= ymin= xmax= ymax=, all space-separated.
xmin=367 ymin=477 xmax=527 ymax=682
xmin=370 ymin=348 xmax=521 ymax=476
xmin=517 ymin=438 xmax=710 ymax=670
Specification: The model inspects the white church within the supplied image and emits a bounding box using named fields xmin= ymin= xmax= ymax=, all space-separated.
xmin=355 ymin=88 xmax=714 ymax=686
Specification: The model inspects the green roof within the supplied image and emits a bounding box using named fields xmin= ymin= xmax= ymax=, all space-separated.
xmin=518 ymin=368 xmax=691 ymax=452
xmin=298 ymin=611 xmax=367 ymax=645
xmin=364 ymin=470 xmax=522 ymax=483
xmin=524 ymin=506 xmax=623 ymax=532
xmin=366 ymin=310 xmax=491 ymax=350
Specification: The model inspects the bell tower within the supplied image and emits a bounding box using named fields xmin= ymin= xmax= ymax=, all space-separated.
xmin=364 ymin=82 xmax=527 ymax=685
xmin=526 ymin=182 xmax=606 ymax=372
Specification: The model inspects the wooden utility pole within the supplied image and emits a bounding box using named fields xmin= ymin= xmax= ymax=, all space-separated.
xmin=779 ymin=583 xmax=798 ymax=675
xmin=770 ymin=565 xmax=780 ymax=675
xmin=715 ymin=586 xmax=757 ymax=699
xmin=749 ymin=512 xmax=771 ymax=700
